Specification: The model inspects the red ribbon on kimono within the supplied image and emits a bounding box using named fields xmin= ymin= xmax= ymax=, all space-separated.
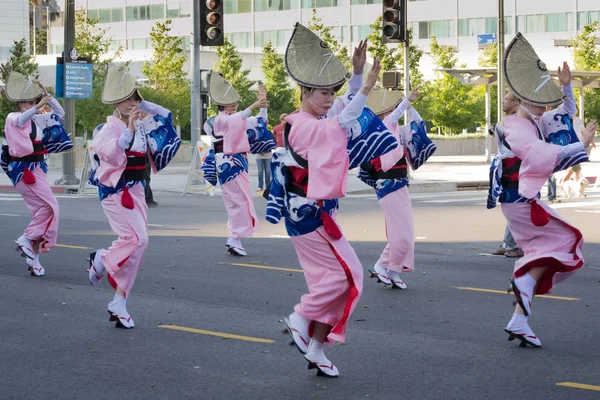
xmin=529 ymin=199 xmax=550 ymax=227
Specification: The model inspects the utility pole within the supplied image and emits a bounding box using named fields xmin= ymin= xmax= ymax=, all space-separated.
xmin=497 ymin=0 xmax=505 ymax=123
xmin=190 ymin=0 xmax=202 ymax=147
xmin=56 ymin=0 xmax=78 ymax=185
xmin=403 ymin=1 xmax=409 ymax=122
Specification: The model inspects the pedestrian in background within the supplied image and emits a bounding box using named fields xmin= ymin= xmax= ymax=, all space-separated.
xmin=272 ymin=113 xmax=288 ymax=149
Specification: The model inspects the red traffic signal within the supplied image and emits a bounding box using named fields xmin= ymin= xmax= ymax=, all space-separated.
xmin=382 ymin=0 xmax=406 ymax=43
xmin=200 ymin=0 xmax=223 ymax=46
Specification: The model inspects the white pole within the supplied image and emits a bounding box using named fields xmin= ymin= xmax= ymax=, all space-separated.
xmin=485 ymin=83 xmax=491 ymax=162
xmin=190 ymin=0 xmax=202 ymax=148
xmin=497 ymin=0 xmax=505 ymax=123
xmin=579 ymin=87 xmax=585 ymax=121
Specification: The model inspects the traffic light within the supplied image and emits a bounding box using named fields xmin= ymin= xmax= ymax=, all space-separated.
xmin=382 ymin=0 xmax=406 ymax=43
xmin=200 ymin=0 xmax=224 ymax=46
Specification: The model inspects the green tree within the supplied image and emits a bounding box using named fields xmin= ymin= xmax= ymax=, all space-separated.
xmin=260 ymin=42 xmax=296 ymax=126
xmin=141 ymin=19 xmax=190 ymax=128
xmin=572 ymin=21 xmax=600 ymax=121
xmin=478 ymin=42 xmax=498 ymax=67
xmin=30 ymin=28 xmax=48 ymax=55
xmin=307 ymin=9 xmax=351 ymax=70
xmin=74 ymin=13 xmax=124 ymax=134
xmin=0 ymin=38 xmax=39 ymax=135
xmin=142 ymin=20 xmax=187 ymax=90
xmin=422 ymin=36 xmax=479 ymax=134
xmin=0 ymin=38 xmax=38 ymax=82
xmin=212 ymin=37 xmax=255 ymax=114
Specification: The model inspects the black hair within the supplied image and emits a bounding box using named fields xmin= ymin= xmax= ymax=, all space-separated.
xmin=299 ymin=84 xmax=344 ymax=101
xmin=218 ymin=105 xmax=225 ymax=111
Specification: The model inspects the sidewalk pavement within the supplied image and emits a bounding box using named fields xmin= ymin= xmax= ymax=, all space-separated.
xmin=2 ymin=154 xmax=600 ymax=196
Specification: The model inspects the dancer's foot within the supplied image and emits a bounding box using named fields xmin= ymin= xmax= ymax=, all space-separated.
xmin=26 ymin=254 xmax=45 ymax=277
xmin=15 ymin=235 xmax=34 ymax=259
xmin=388 ymin=270 xmax=407 ymax=290
xmin=226 ymin=237 xmax=247 ymax=256
xmin=304 ymin=340 xmax=339 ymax=378
xmin=505 ymin=313 xmax=541 ymax=348
xmin=87 ymin=251 xmax=105 ymax=285
xmin=107 ymin=294 xmax=134 ymax=329
xmin=368 ymin=263 xmax=391 ymax=285
xmin=284 ymin=312 xmax=310 ymax=354
xmin=510 ymin=273 xmax=536 ymax=316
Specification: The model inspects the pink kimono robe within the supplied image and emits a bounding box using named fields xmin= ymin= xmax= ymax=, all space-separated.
xmin=501 ymin=115 xmax=584 ymax=295
xmin=214 ymin=111 xmax=259 ymax=239
xmin=4 ymin=112 xmax=59 ymax=253
xmin=373 ymin=109 xmax=423 ymax=274
xmin=94 ymin=116 xmax=149 ymax=297
xmin=285 ymin=111 xmax=363 ymax=345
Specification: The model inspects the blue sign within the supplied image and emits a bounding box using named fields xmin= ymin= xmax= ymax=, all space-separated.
xmin=64 ymin=61 xmax=93 ymax=99
xmin=55 ymin=57 xmax=64 ymax=98
xmin=478 ymin=34 xmax=497 ymax=45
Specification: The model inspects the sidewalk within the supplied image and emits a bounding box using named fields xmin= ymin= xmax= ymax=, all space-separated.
xmin=2 ymin=154 xmax=600 ymax=195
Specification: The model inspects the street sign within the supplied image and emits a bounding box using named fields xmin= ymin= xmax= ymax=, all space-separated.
xmin=477 ymin=34 xmax=497 ymax=46
xmin=55 ymin=54 xmax=93 ymax=99
xmin=64 ymin=59 xmax=93 ymax=99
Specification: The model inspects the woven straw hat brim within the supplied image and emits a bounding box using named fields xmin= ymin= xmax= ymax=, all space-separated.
xmin=208 ymin=72 xmax=241 ymax=106
xmin=366 ymin=87 xmax=404 ymax=115
xmin=285 ymin=23 xmax=350 ymax=89
xmin=102 ymin=66 xmax=144 ymax=104
xmin=504 ymin=33 xmax=564 ymax=107
xmin=5 ymin=72 xmax=43 ymax=102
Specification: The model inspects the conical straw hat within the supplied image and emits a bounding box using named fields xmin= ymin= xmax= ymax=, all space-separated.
xmin=5 ymin=72 xmax=43 ymax=102
xmin=503 ymin=33 xmax=564 ymax=107
xmin=208 ymin=72 xmax=241 ymax=106
xmin=102 ymin=66 xmax=143 ymax=104
xmin=285 ymin=23 xmax=350 ymax=89
xmin=366 ymin=87 xmax=404 ymax=115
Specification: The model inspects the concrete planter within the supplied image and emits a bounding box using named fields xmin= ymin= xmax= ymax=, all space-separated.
xmin=432 ymin=137 xmax=498 ymax=156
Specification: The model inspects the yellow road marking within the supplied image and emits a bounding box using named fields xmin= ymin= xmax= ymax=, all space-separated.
xmin=556 ymin=382 xmax=600 ymax=392
xmin=55 ymin=244 xmax=92 ymax=250
xmin=228 ymin=262 xmax=303 ymax=273
xmin=455 ymin=287 xmax=580 ymax=301
xmin=158 ymin=325 xmax=275 ymax=343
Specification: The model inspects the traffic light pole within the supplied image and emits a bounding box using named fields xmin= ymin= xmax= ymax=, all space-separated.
xmin=403 ymin=1 xmax=409 ymax=122
xmin=190 ymin=0 xmax=203 ymax=148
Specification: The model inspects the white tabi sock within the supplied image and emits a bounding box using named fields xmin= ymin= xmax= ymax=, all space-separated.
xmin=307 ymin=339 xmax=324 ymax=355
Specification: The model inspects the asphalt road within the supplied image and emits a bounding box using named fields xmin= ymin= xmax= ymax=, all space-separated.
xmin=1 ymin=189 xmax=599 ymax=400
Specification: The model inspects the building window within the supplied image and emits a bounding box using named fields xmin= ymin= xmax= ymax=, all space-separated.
xmin=128 ymin=38 xmax=151 ymax=50
xmin=225 ymin=0 xmax=252 ymax=13
xmin=151 ymin=4 xmax=165 ymax=19
xmin=525 ymin=14 xmax=543 ymax=33
xmin=302 ymin=0 xmax=338 ymax=8
xmin=110 ymin=39 xmax=126 ymax=51
xmin=87 ymin=9 xmax=99 ymax=20
xmin=112 ymin=8 xmax=124 ymax=22
xmin=504 ymin=16 xmax=512 ymax=34
xmin=226 ymin=32 xmax=252 ymax=48
xmin=350 ymin=0 xmax=381 ymax=5
xmin=167 ymin=2 xmax=192 ymax=18
xmin=126 ymin=5 xmax=166 ymax=21
xmin=99 ymin=8 xmax=112 ymax=23
xmin=255 ymin=0 xmax=298 ymax=12
xmin=350 ymin=25 xmax=371 ymax=42
xmin=255 ymin=30 xmax=291 ymax=47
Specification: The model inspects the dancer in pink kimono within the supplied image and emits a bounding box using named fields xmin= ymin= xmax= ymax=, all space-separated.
xmin=86 ymin=67 xmax=181 ymax=328
xmin=207 ymin=72 xmax=268 ymax=256
xmin=2 ymin=72 xmax=72 ymax=276
xmin=267 ymin=24 xmax=398 ymax=377
xmin=489 ymin=34 xmax=594 ymax=347
xmin=361 ymin=86 xmax=436 ymax=290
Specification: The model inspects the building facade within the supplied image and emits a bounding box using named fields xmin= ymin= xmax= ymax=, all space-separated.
xmin=7 ymin=0 xmax=600 ymax=85
xmin=0 ymin=0 xmax=29 ymax=70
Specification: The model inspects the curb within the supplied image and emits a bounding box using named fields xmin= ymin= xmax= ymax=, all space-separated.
xmin=0 ymin=185 xmax=70 ymax=194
